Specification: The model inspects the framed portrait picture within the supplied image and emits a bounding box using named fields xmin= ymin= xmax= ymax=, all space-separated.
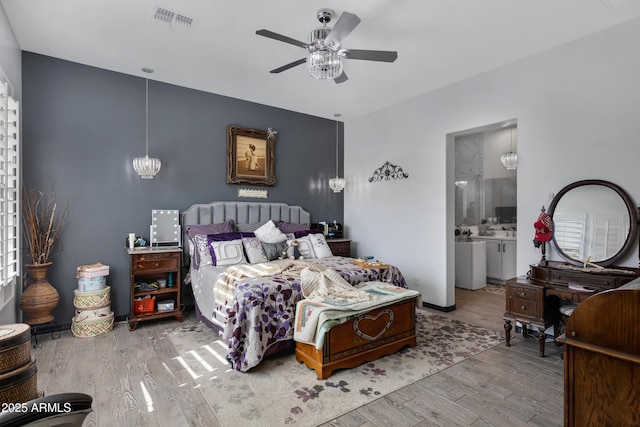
xmin=226 ymin=125 xmax=276 ymax=186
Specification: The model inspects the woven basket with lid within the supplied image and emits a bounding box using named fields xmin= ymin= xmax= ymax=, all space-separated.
xmin=0 ymin=323 xmax=32 ymax=375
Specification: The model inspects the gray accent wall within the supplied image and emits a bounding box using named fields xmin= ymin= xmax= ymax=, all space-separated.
xmin=22 ymin=52 xmax=344 ymax=326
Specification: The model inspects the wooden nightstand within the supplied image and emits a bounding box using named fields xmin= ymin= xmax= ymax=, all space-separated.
xmin=128 ymin=248 xmax=182 ymax=330
xmin=327 ymin=238 xmax=351 ymax=257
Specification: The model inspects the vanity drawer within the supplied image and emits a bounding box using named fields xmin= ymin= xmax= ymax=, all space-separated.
xmin=132 ymin=253 xmax=179 ymax=273
xmin=507 ymin=298 xmax=540 ymax=322
xmin=508 ymin=284 xmax=541 ymax=301
xmin=506 ymin=282 xmax=544 ymax=322
xmin=548 ymin=271 xmax=615 ymax=290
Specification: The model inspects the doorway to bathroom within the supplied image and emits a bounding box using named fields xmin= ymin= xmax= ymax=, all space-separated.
xmin=453 ymin=120 xmax=518 ymax=288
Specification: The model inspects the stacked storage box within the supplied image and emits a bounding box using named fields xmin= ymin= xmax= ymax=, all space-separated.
xmin=0 ymin=323 xmax=39 ymax=403
xmin=72 ymin=263 xmax=114 ymax=337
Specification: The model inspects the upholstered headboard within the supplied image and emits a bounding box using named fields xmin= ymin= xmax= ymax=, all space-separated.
xmin=180 ymin=201 xmax=311 ymax=264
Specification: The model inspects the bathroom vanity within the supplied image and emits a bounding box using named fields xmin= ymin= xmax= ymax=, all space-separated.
xmin=474 ymin=235 xmax=517 ymax=284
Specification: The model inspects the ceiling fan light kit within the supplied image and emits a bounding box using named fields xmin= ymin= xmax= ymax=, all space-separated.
xmin=256 ymin=8 xmax=397 ymax=84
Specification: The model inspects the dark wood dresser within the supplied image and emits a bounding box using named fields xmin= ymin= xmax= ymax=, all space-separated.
xmin=504 ymin=261 xmax=638 ymax=356
xmin=556 ymin=287 xmax=640 ymax=426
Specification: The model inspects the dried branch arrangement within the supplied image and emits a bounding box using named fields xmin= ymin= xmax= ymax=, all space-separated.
xmin=22 ymin=187 xmax=69 ymax=265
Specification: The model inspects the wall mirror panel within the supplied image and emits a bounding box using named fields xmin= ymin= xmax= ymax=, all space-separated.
xmin=454 ymin=126 xmax=517 ymax=227
xmin=548 ymin=180 xmax=637 ymax=266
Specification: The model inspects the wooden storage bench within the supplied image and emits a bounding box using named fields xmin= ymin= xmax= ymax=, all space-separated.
xmin=295 ymin=296 xmax=418 ymax=379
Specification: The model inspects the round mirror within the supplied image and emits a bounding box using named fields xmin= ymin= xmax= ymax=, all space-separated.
xmin=548 ymin=180 xmax=637 ymax=266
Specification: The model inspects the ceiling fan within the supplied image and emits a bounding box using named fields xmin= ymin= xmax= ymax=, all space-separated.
xmin=256 ymin=9 xmax=398 ymax=84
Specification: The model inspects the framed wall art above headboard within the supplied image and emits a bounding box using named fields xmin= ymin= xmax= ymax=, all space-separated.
xmin=227 ymin=125 xmax=276 ymax=186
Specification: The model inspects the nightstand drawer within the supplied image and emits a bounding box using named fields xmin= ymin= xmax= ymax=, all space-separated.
xmin=132 ymin=254 xmax=179 ymax=273
xmin=327 ymin=239 xmax=351 ymax=257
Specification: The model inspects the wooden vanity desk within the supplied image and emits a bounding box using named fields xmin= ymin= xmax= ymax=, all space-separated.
xmin=504 ymin=261 xmax=639 ymax=356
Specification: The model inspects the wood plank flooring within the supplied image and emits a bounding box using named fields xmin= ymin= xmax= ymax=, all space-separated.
xmin=30 ymin=286 xmax=564 ymax=426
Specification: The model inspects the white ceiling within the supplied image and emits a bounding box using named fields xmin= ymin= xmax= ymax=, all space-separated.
xmin=3 ymin=0 xmax=640 ymax=121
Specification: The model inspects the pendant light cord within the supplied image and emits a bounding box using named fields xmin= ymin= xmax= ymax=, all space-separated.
xmin=145 ymin=76 xmax=149 ymax=157
xmin=510 ymin=127 xmax=513 ymax=151
xmin=142 ymin=67 xmax=154 ymax=157
xmin=334 ymin=113 xmax=341 ymax=178
xmin=335 ymin=119 xmax=339 ymax=178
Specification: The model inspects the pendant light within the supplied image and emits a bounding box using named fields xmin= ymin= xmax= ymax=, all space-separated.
xmin=500 ymin=127 xmax=517 ymax=171
xmin=328 ymin=113 xmax=345 ymax=193
xmin=133 ymin=67 xmax=161 ymax=179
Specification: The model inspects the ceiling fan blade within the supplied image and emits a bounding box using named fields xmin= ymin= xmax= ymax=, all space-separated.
xmin=342 ymin=49 xmax=398 ymax=62
xmin=324 ymin=12 xmax=361 ymax=48
xmin=334 ymin=72 xmax=348 ymax=84
xmin=256 ymin=29 xmax=308 ymax=49
xmin=270 ymin=58 xmax=307 ymax=74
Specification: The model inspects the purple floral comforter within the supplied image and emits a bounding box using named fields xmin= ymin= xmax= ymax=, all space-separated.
xmin=218 ymin=256 xmax=407 ymax=372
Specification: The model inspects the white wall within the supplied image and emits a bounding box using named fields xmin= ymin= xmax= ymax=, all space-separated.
xmin=0 ymin=4 xmax=21 ymax=323
xmin=345 ymin=17 xmax=640 ymax=308
xmin=0 ymin=4 xmax=21 ymax=99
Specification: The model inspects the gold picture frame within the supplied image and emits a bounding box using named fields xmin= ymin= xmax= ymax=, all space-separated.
xmin=227 ymin=125 xmax=276 ymax=186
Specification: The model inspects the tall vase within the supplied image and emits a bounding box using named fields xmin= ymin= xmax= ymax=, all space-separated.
xmin=19 ymin=262 xmax=59 ymax=326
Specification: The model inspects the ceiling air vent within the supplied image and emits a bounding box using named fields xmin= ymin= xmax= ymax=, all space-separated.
xmin=150 ymin=6 xmax=198 ymax=35
xmin=601 ymin=0 xmax=640 ymax=10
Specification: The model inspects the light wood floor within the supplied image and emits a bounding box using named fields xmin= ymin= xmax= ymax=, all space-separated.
xmin=31 ymin=287 xmax=564 ymax=426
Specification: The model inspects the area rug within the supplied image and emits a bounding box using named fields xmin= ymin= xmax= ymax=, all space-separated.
xmin=165 ymin=309 xmax=504 ymax=427
xmin=476 ymin=284 xmax=506 ymax=296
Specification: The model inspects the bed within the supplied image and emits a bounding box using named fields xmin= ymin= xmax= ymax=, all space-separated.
xmin=180 ymin=201 xmax=409 ymax=372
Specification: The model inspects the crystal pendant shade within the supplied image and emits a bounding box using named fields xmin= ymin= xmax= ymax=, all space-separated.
xmin=500 ymin=127 xmax=517 ymax=170
xmin=500 ymin=152 xmax=518 ymax=170
xmin=133 ymin=155 xmax=161 ymax=179
xmin=329 ymin=177 xmax=345 ymax=193
xmin=133 ymin=67 xmax=161 ymax=179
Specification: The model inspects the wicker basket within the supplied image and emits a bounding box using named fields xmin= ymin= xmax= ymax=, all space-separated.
xmin=0 ymin=357 xmax=38 ymax=404
xmin=0 ymin=324 xmax=32 ymax=375
xmin=71 ymin=311 xmax=114 ymax=338
xmin=73 ymin=286 xmax=111 ymax=309
xmin=74 ymin=302 xmax=111 ymax=321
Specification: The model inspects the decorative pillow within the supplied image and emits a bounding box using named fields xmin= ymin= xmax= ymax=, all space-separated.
xmin=286 ymin=236 xmax=316 ymax=258
xmin=276 ymin=221 xmax=310 ymax=234
xmin=192 ymin=234 xmax=214 ymax=269
xmin=254 ymin=220 xmax=288 ymax=243
xmin=209 ymin=239 xmax=247 ymax=266
xmin=308 ymin=233 xmax=333 ymax=258
xmin=242 ymin=236 xmax=268 ymax=264
xmin=237 ymin=221 xmax=268 ymax=232
xmin=186 ymin=221 xmax=236 ymax=269
xmin=261 ymin=241 xmax=288 ymax=261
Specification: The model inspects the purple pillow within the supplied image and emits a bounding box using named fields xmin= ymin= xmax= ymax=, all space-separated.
xmin=207 ymin=232 xmax=255 ymax=265
xmin=186 ymin=221 xmax=235 ymax=240
xmin=186 ymin=221 xmax=236 ymax=269
xmin=276 ymin=221 xmax=310 ymax=234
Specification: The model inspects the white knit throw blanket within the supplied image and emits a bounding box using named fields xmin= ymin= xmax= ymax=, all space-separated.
xmin=214 ymin=260 xmax=373 ymax=306
xmin=299 ymin=265 xmax=374 ymax=303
